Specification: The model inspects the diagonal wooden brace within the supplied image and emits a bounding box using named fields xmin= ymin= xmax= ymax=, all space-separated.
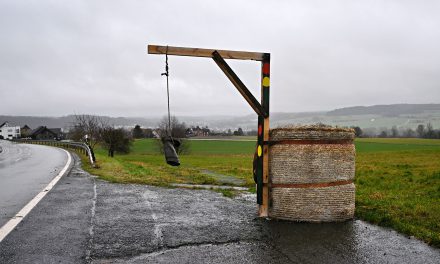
xmin=212 ymin=51 xmax=268 ymax=118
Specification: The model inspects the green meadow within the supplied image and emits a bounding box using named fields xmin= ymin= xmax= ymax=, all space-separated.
xmin=79 ymin=137 xmax=440 ymax=247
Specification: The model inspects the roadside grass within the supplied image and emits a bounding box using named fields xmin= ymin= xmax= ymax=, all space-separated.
xmin=356 ymin=138 xmax=440 ymax=152
xmin=77 ymin=137 xmax=440 ymax=247
xmin=80 ymin=139 xmax=255 ymax=188
xmin=213 ymin=188 xmax=238 ymax=198
xmin=355 ymin=149 xmax=440 ymax=247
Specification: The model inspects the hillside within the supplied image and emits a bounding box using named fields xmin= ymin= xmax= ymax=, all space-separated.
xmin=1 ymin=104 xmax=439 ymax=131
xmin=327 ymin=104 xmax=440 ymax=117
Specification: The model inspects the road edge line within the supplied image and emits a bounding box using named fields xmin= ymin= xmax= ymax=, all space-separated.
xmin=0 ymin=149 xmax=72 ymax=242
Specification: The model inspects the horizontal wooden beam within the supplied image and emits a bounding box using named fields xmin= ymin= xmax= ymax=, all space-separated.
xmin=212 ymin=51 xmax=268 ymax=118
xmin=148 ymin=45 xmax=265 ymax=61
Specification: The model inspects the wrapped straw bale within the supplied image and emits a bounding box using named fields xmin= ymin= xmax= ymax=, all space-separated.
xmin=268 ymin=125 xmax=355 ymax=222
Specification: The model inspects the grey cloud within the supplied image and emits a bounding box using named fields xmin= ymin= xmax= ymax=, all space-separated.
xmin=0 ymin=0 xmax=439 ymax=117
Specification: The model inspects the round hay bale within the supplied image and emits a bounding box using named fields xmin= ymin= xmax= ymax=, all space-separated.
xmin=268 ymin=125 xmax=355 ymax=222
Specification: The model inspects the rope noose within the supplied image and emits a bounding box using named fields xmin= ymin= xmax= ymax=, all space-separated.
xmin=161 ymin=46 xmax=172 ymax=138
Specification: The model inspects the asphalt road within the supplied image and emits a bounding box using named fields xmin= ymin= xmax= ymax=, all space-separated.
xmin=1 ymin=150 xmax=440 ymax=263
xmin=0 ymin=140 xmax=68 ymax=228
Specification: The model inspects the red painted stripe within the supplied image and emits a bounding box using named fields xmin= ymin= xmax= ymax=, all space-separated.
xmin=262 ymin=63 xmax=270 ymax=75
xmin=271 ymin=180 xmax=353 ymax=189
xmin=268 ymin=139 xmax=353 ymax=145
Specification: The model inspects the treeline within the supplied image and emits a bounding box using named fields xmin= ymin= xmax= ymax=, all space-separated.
xmin=354 ymin=123 xmax=440 ymax=139
xmin=69 ymin=115 xmax=133 ymax=157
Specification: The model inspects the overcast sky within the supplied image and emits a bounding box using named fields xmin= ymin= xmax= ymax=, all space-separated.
xmin=1 ymin=0 xmax=439 ymax=117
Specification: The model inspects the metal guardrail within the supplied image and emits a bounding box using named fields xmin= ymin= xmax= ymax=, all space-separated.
xmin=14 ymin=139 xmax=96 ymax=166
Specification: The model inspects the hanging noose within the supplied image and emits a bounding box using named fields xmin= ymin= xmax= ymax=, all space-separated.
xmin=161 ymin=46 xmax=180 ymax=166
xmin=161 ymin=46 xmax=172 ymax=136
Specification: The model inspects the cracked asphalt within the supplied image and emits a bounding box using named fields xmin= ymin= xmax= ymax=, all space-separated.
xmin=1 ymin=152 xmax=440 ymax=263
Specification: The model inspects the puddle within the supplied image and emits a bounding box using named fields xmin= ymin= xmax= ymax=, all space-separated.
xmin=200 ymin=169 xmax=246 ymax=186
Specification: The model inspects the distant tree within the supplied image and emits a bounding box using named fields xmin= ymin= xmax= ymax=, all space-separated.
xmin=101 ymin=126 xmax=132 ymax=157
xmin=403 ymin=128 xmax=416 ymax=138
xmin=157 ymin=116 xmax=187 ymax=138
xmin=69 ymin=114 xmax=106 ymax=148
xmin=227 ymin=129 xmax=232 ymax=136
xmin=391 ymin=126 xmax=399 ymax=138
xmin=416 ymin=124 xmax=425 ymax=138
xmin=351 ymin=126 xmax=363 ymax=137
xmin=155 ymin=116 xmax=190 ymax=155
xmin=132 ymin=125 xmax=144 ymax=139
xmin=233 ymin=127 xmax=244 ymax=136
xmin=379 ymin=130 xmax=388 ymax=138
xmin=426 ymin=123 xmax=435 ymax=138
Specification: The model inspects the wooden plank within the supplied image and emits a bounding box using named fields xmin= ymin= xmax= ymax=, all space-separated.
xmin=212 ymin=51 xmax=268 ymax=117
xmin=259 ymin=117 xmax=270 ymax=217
xmin=258 ymin=184 xmax=269 ymax=216
xmin=148 ymin=45 xmax=265 ymax=61
xmin=259 ymin=56 xmax=270 ymax=218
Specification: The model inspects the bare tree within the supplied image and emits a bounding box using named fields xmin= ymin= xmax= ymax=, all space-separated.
xmin=391 ymin=126 xmax=399 ymax=138
xmin=426 ymin=122 xmax=435 ymax=138
xmin=403 ymin=128 xmax=416 ymax=138
xmin=101 ymin=126 xmax=132 ymax=157
xmin=416 ymin=124 xmax=425 ymax=138
xmin=157 ymin=116 xmax=187 ymax=138
xmin=155 ymin=116 xmax=190 ymax=155
xmin=132 ymin=124 xmax=144 ymax=139
xmin=69 ymin=114 xmax=107 ymax=148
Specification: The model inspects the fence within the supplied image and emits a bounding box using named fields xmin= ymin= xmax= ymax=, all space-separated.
xmin=13 ymin=139 xmax=96 ymax=166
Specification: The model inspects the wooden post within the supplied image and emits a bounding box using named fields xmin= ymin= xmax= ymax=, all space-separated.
xmin=257 ymin=54 xmax=270 ymax=217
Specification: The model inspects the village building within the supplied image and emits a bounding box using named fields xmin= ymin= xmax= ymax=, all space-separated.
xmin=0 ymin=122 xmax=21 ymax=140
xmin=48 ymin=128 xmax=65 ymax=140
xmin=186 ymin=126 xmax=210 ymax=137
xmin=30 ymin=126 xmax=59 ymax=140
xmin=20 ymin=125 xmax=32 ymax=138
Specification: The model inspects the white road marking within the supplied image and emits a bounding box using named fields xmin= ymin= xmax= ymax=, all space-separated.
xmin=85 ymin=178 xmax=97 ymax=261
xmin=0 ymin=149 xmax=72 ymax=242
xmin=143 ymin=191 xmax=164 ymax=247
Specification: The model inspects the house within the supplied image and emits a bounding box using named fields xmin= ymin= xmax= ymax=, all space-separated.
xmin=187 ymin=126 xmax=210 ymax=137
xmin=48 ymin=128 xmax=65 ymax=140
xmin=21 ymin=125 xmax=32 ymax=137
xmin=0 ymin=122 xmax=21 ymax=140
xmin=30 ymin=126 xmax=58 ymax=140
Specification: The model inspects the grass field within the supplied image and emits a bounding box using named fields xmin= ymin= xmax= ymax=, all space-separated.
xmin=79 ymin=137 xmax=440 ymax=247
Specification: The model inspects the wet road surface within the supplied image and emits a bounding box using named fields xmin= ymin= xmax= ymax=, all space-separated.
xmin=0 ymin=140 xmax=68 ymax=227
xmin=1 ymin=153 xmax=440 ymax=263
